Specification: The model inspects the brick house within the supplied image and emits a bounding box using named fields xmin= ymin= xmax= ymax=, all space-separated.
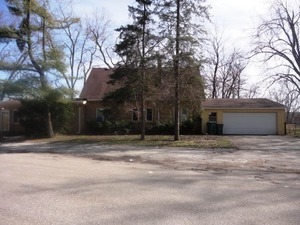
xmin=75 ymin=67 xmax=201 ymax=133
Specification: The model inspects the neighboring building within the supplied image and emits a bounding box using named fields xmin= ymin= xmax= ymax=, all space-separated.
xmin=0 ymin=100 xmax=24 ymax=134
xmin=201 ymin=98 xmax=286 ymax=135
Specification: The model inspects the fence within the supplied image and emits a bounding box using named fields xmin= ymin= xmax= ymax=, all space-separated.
xmin=286 ymin=123 xmax=300 ymax=136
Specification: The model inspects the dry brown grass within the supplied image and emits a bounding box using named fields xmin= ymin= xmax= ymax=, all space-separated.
xmin=28 ymin=135 xmax=234 ymax=149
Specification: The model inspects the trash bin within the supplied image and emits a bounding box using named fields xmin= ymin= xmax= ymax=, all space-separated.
xmin=217 ymin=124 xmax=223 ymax=135
xmin=207 ymin=122 xmax=217 ymax=135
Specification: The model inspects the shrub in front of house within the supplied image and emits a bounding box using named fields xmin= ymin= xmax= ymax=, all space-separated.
xmin=146 ymin=118 xmax=202 ymax=135
xmin=86 ymin=118 xmax=202 ymax=135
xmin=180 ymin=117 xmax=202 ymax=135
xmin=86 ymin=120 xmax=131 ymax=135
xmin=146 ymin=120 xmax=174 ymax=135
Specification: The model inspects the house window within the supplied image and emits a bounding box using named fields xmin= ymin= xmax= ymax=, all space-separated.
xmin=96 ymin=108 xmax=105 ymax=122
xmin=209 ymin=112 xmax=217 ymax=123
xmin=181 ymin=108 xmax=189 ymax=121
xmin=132 ymin=109 xmax=139 ymax=121
xmin=146 ymin=109 xmax=153 ymax=121
xmin=13 ymin=110 xmax=20 ymax=124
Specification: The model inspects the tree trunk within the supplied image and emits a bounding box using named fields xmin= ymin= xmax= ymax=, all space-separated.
xmin=47 ymin=110 xmax=54 ymax=138
xmin=174 ymin=0 xmax=180 ymax=141
xmin=140 ymin=2 xmax=147 ymax=141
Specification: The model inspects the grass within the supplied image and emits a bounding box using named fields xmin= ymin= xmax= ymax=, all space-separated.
xmin=27 ymin=135 xmax=235 ymax=149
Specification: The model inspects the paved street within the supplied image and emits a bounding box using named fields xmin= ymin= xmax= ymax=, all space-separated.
xmin=0 ymin=136 xmax=299 ymax=224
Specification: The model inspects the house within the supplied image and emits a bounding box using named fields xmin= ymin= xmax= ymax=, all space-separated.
xmin=77 ymin=68 xmax=286 ymax=135
xmin=77 ymin=67 xmax=201 ymax=133
xmin=0 ymin=100 xmax=24 ymax=134
xmin=201 ymin=98 xmax=286 ymax=135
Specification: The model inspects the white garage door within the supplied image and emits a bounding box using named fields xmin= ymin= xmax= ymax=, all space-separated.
xmin=223 ymin=113 xmax=277 ymax=135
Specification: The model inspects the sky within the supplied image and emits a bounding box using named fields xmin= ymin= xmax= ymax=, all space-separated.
xmin=74 ymin=0 xmax=271 ymax=90
xmin=0 ymin=0 xmax=272 ymax=93
xmin=70 ymin=0 xmax=270 ymax=45
xmin=74 ymin=0 xmax=271 ymax=83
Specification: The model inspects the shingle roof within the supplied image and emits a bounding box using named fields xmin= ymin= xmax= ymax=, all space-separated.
xmin=202 ymin=98 xmax=285 ymax=109
xmin=79 ymin=68 xmax=116 ymax=100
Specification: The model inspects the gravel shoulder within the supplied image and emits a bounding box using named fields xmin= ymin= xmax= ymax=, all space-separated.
xmin=1 ymin=138 xmax=300 ymax=176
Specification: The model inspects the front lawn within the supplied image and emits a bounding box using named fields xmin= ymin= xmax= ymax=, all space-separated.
xmin=28 ymin=135 xmax=234 ymax=149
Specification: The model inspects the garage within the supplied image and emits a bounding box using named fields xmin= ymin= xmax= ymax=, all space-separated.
xmin=201 ymin=98 xmax=286 ymax=135
xmin=223 ymin=113 xmax=277 ymax=135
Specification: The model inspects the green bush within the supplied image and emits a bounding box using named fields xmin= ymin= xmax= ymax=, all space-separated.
xmin=86 ymin=118 xmax=202 ymax=135
xmin=147 ymin=118 xmax=202 ymax=135
xmin=19 ymin=99 xmax=73 ymax=137
xmin=86 ymin=120 xmax=131 ymax=135
xmin=147 ymin=120 xmax=174 ymax=135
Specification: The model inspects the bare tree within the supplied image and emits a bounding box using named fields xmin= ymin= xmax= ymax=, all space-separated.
xmin=203 ymin=30 xmax=248 ymax=99
xmin=219 ymin=50 xmax=248 ymax=98
xmin=244 ymin=84 xmax=261 ymax=99
xmin=269 ymin=81 xmax=300 ymax=123
xmin=254 ymin=0 xmax=300 ymax=93
xmin=203 ymin=30 xmax=224 ymax=98
xmin=55 ymin=1 xmax=112 ymax=98
xmin=85 ymin=11 xmax=115 ymax=70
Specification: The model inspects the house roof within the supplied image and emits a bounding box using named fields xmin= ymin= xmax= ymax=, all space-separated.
xmin=0 ymin=100 xmax=21 ymax=110
xmin=202 ymin=98 xmax=285 ymax=109
xmin=79 ymin=68 xmax=116 ymax=101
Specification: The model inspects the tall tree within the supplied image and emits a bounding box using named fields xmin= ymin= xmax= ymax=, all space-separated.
xmin=0 ymin=0 xmax=75 ymax=137
xmin=106 ymin=0 xmax=155 ymax=140
xmin=254 ymin=0 xmax=300 ymax=93
xmin=155 ymin=0 xmax=209 ymax=140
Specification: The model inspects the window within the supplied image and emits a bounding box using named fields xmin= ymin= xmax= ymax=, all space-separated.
xmin=181 ymin=108 xmax=189 ymax=121
xmin=146 ymin=109 xmax=153 ymax=121
xmin=132 ymin=109 xmax=139 ymax=121
xmin=96 ymin=108 xmax=105 ymax=122
xmin=209 ymin=112 xmax=217 ymax=123
xmin=13 ymin=110 xmax=20 ymax=124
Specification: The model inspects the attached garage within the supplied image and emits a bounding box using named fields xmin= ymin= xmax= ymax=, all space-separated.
xmin=202 ymin=98 xmax=286 ymax=135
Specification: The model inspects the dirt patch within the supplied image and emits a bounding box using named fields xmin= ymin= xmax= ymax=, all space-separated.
xmin=89 ymin=152 xmax=300 ymax=175
xmin=1 ymin=141 xmax=299 ymax=176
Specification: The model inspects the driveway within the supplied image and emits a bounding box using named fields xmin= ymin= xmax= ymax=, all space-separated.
xmin=228 ymin=135 xmax=300 ymax=151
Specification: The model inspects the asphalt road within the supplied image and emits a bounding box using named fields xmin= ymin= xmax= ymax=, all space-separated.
xmin=0 ymin=147 xmax=300 ymax=225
